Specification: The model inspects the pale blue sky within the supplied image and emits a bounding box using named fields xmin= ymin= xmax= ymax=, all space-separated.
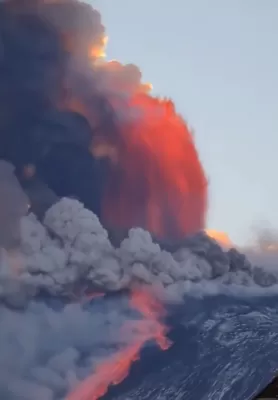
xmin=93 ymin=0 xmax=278 ymax=245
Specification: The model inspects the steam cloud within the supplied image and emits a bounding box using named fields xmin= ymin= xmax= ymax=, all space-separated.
xmin=0 ymin=1 xmax=278 ymax=400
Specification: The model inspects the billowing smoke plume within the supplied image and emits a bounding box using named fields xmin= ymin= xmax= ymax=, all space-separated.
xmin=0 ymin=0 xmax=207 ymax=243
xmin=2 ymin=197 xmax=276 ymax=304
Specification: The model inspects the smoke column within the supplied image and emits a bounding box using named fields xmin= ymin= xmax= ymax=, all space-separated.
xmin=0 ymin=0 xmax=207 ymax=243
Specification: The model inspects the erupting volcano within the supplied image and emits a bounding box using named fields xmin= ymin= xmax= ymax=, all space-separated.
xmin=0 ymin=0 xmax=207 ymax=397
xmin=1 ymin=1 xmax=278 ymax=400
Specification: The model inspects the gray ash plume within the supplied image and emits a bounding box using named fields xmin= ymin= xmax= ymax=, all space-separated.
xmin=0 ymin=0 xmax=115 ymax=220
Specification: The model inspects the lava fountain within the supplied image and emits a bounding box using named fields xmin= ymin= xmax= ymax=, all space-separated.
xmin=0 ymin=0 xmax=208 ymax=244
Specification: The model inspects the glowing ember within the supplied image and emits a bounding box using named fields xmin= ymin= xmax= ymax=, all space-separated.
xmin=206 ymin=229 xmax=234 ymax=248
xmin=90 ymin=35 xmax=108 ymax=59
xmin=66 ymin=290 xmax=171 ymax=400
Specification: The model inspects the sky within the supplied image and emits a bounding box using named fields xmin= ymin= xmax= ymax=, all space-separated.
xmin=93 ymin=0 xmax=278 ymax=246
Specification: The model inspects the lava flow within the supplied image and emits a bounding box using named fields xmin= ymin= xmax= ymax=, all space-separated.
xmin=66 ymin=289 xmax=172 ymax=400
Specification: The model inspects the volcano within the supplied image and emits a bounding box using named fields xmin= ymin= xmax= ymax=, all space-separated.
xmin=0 ymin=1 xmax=278 ymax=400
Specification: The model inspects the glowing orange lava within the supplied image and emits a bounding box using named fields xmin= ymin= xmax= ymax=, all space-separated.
xmin=130 ymin=289 xmax=171 ymax=350
xmin=206 ymin=229 xmax=233 ymax=248
xmin=102 ymin=93 xmax=208 ymax=243
xmin=90 ymin=35 xmax=108 ymax=59
xmin=66 ymin=289 xmax=171 ymax=400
